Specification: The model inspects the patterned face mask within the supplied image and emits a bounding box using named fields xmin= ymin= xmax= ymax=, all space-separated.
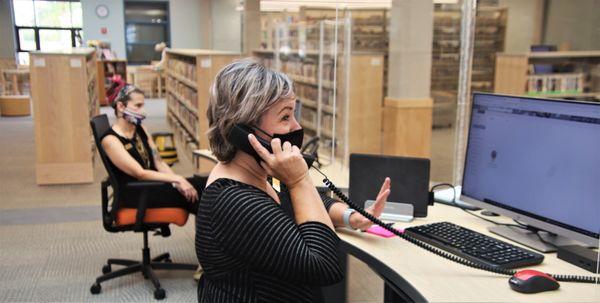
xmin=116 ymin=84 xmax=146 ymax=125
xmin=122 ymin=108 xmax=146 ymax=126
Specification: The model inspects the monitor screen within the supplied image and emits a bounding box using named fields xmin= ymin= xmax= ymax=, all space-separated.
xmin=462 ymin=93 xmax=600 ymax=243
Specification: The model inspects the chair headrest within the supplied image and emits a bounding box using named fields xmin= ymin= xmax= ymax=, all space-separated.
xmin=91 ymin=114 xmax=110 ymax=141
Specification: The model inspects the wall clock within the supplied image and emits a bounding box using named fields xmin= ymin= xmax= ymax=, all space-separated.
xmin=95 ymin=4 xmax=109 ymax=19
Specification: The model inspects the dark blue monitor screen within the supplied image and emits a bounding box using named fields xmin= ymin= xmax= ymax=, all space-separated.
xmin=462 ymin=93 xmax=600 ymax=239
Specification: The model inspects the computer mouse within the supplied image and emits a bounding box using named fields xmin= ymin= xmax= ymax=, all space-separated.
xmin=508 ymin=270 xmax=560 ymax=294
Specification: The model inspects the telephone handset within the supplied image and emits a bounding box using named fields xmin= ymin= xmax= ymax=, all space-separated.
xmin=226 ymin=123 xmax=597 ymax=285
xmin=227 ymin=124 xmax=315 ymax=167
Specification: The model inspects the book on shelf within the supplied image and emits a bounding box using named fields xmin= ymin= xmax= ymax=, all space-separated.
xmin=166 ymin=77 xmax=198 ymax=109
xmin=300 ymin=109 xmax=318 ymax=129
xmin=167 ymin=58 xmax=197 ymax=83
xmin=166 ymin=95 xmax=198 ymax=138
xmin=295 ymin=83 xmax=331 ymax=104
xmin=167 ymin=113 xmax=199 ymax=151
xmin=527 ymin=73 xmax=585 ymax=95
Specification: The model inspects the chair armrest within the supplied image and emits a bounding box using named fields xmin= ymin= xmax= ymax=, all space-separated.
xmin=193 ymin=149 xmax=218 ymax=164
xmin=125 ymin=181 xmax=172 ymax=230
xmin=126 ymin=181 xmax=168 ymax=188
xmin=101 ymin=178 xmax=114 ymax=230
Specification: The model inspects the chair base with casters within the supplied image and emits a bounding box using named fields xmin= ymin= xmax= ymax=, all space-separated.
xmin=90 ymin=229 xmax=196 ymax=300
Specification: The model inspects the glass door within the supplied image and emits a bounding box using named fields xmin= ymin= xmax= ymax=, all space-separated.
xmin=124 ymin=1 xmax=170 ymax=64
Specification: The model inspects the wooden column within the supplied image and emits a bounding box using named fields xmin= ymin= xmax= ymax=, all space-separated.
xmin=383 ymin=0 xmax=434 ymax=159
xmin=242 ymin=0 xmax=261 ymax=56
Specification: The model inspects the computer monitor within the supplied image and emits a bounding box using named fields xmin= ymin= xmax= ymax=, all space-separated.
xmin=461 ymin=93 xmax=600 ymax=252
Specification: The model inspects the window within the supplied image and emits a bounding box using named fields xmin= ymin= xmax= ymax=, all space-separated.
xmin=13 ymin=0 xmax=83 ymax=64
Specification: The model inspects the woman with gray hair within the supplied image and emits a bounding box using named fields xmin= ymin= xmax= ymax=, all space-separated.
xmin=196 ymin=58 xmax=391 ymax=302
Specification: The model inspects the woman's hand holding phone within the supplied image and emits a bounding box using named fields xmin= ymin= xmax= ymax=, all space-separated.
xmin=248 ymin=134 xmax=308 ymax=188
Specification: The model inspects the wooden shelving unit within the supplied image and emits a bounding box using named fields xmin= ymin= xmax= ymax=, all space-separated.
xmin=261 ymin=7 xmax=507 ymax=128
xmin=431 ymin=8 xmax=507 ymax=93
xmin=164 ymin=49 xmax=239 ymax=173
xmin=431 ymin=7 xmax=507 ymax=127
xmin=494 ymin=51 xmax=600 ymax=100
xmin=300 ymin=7 xmax=389 ymax=53
xmin=260 ymin=11 xmax=301 ymax=51
xmin=299 ymin=7 xmax=389 ymax=98
xmin=97 ymin=59 xmax=127 ymax=106
xmin=30 ymin=48 xmax=99 ymax=185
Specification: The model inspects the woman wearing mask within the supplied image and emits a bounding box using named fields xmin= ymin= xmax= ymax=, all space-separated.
xmin=196 ymin=59 xmax=391 ymax=302
xmin=101 ymin=84 xmax=202 ymax=214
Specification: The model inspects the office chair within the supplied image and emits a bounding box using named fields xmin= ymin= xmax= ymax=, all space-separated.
xmin=90 ymin=114 xmax=203 ymax=300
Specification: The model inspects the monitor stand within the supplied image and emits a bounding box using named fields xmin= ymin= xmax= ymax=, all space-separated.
xmin=488 ymin=225 xmax=583 ymax=253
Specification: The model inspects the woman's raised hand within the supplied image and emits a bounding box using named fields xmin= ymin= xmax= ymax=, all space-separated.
xmin=350 ymin=177 xmax=391 ymax=231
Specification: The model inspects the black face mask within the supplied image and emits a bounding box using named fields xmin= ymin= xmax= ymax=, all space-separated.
xmin=253 ymin=126 xmax=304 ymax=149
xmin=227 ymin=124 xmax=314 ymax=168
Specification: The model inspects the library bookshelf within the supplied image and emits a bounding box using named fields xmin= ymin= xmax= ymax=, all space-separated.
xmin=494 ymin=51 xmax=600 ymax=100
xmin=164 ymin=49 xmax=239 ymax=174
xmin=30 ymin=48 xmax=99 ymax=185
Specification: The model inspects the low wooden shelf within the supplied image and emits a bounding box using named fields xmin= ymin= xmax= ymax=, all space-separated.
xmin=1 ymin=68 xmax=30 ymax=96
xmin=0 ymin=95 xmax=30 ymax=116
xmin=495 ymin=51 xmax=600 ymax=99
xmin=30 ymin=48 xmax=98 ymax=185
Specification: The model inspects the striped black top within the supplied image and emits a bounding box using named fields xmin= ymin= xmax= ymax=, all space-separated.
xmin=195 ymin=178 xmax=343 ymax=302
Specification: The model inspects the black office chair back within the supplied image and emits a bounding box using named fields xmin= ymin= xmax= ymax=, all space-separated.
xmin=90 ymin=114 xmax=123 ymax=231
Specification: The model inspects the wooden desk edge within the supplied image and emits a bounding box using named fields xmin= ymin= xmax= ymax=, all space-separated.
xmin=337 ymin=233 xmax=427 ymax=302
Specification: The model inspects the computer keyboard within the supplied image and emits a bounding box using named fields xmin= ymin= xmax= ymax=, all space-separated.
xmin=404 ymin=222 xmax=544 ymax=269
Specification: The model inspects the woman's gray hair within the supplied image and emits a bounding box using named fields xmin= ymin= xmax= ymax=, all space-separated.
xmin=207 ymin=58 xmax=294 ymax=162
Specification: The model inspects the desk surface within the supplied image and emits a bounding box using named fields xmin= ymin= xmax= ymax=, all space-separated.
xmin=336 ymin=203 xmax=600 ymax=302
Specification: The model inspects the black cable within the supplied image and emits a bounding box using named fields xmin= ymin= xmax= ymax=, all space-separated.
xmin=313 ymin=167 xmax=599 ymax=284
xmin=511 ymin=219 xmax=558 ymax=249
xmin=535 ymin=232 xmax=558 ymax=249
xmin=512 ymin=219 xmax=554 ymax=245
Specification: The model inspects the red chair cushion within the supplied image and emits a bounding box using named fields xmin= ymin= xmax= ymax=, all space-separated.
xmin=115 ymin=207 xmax=189 ymax=227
